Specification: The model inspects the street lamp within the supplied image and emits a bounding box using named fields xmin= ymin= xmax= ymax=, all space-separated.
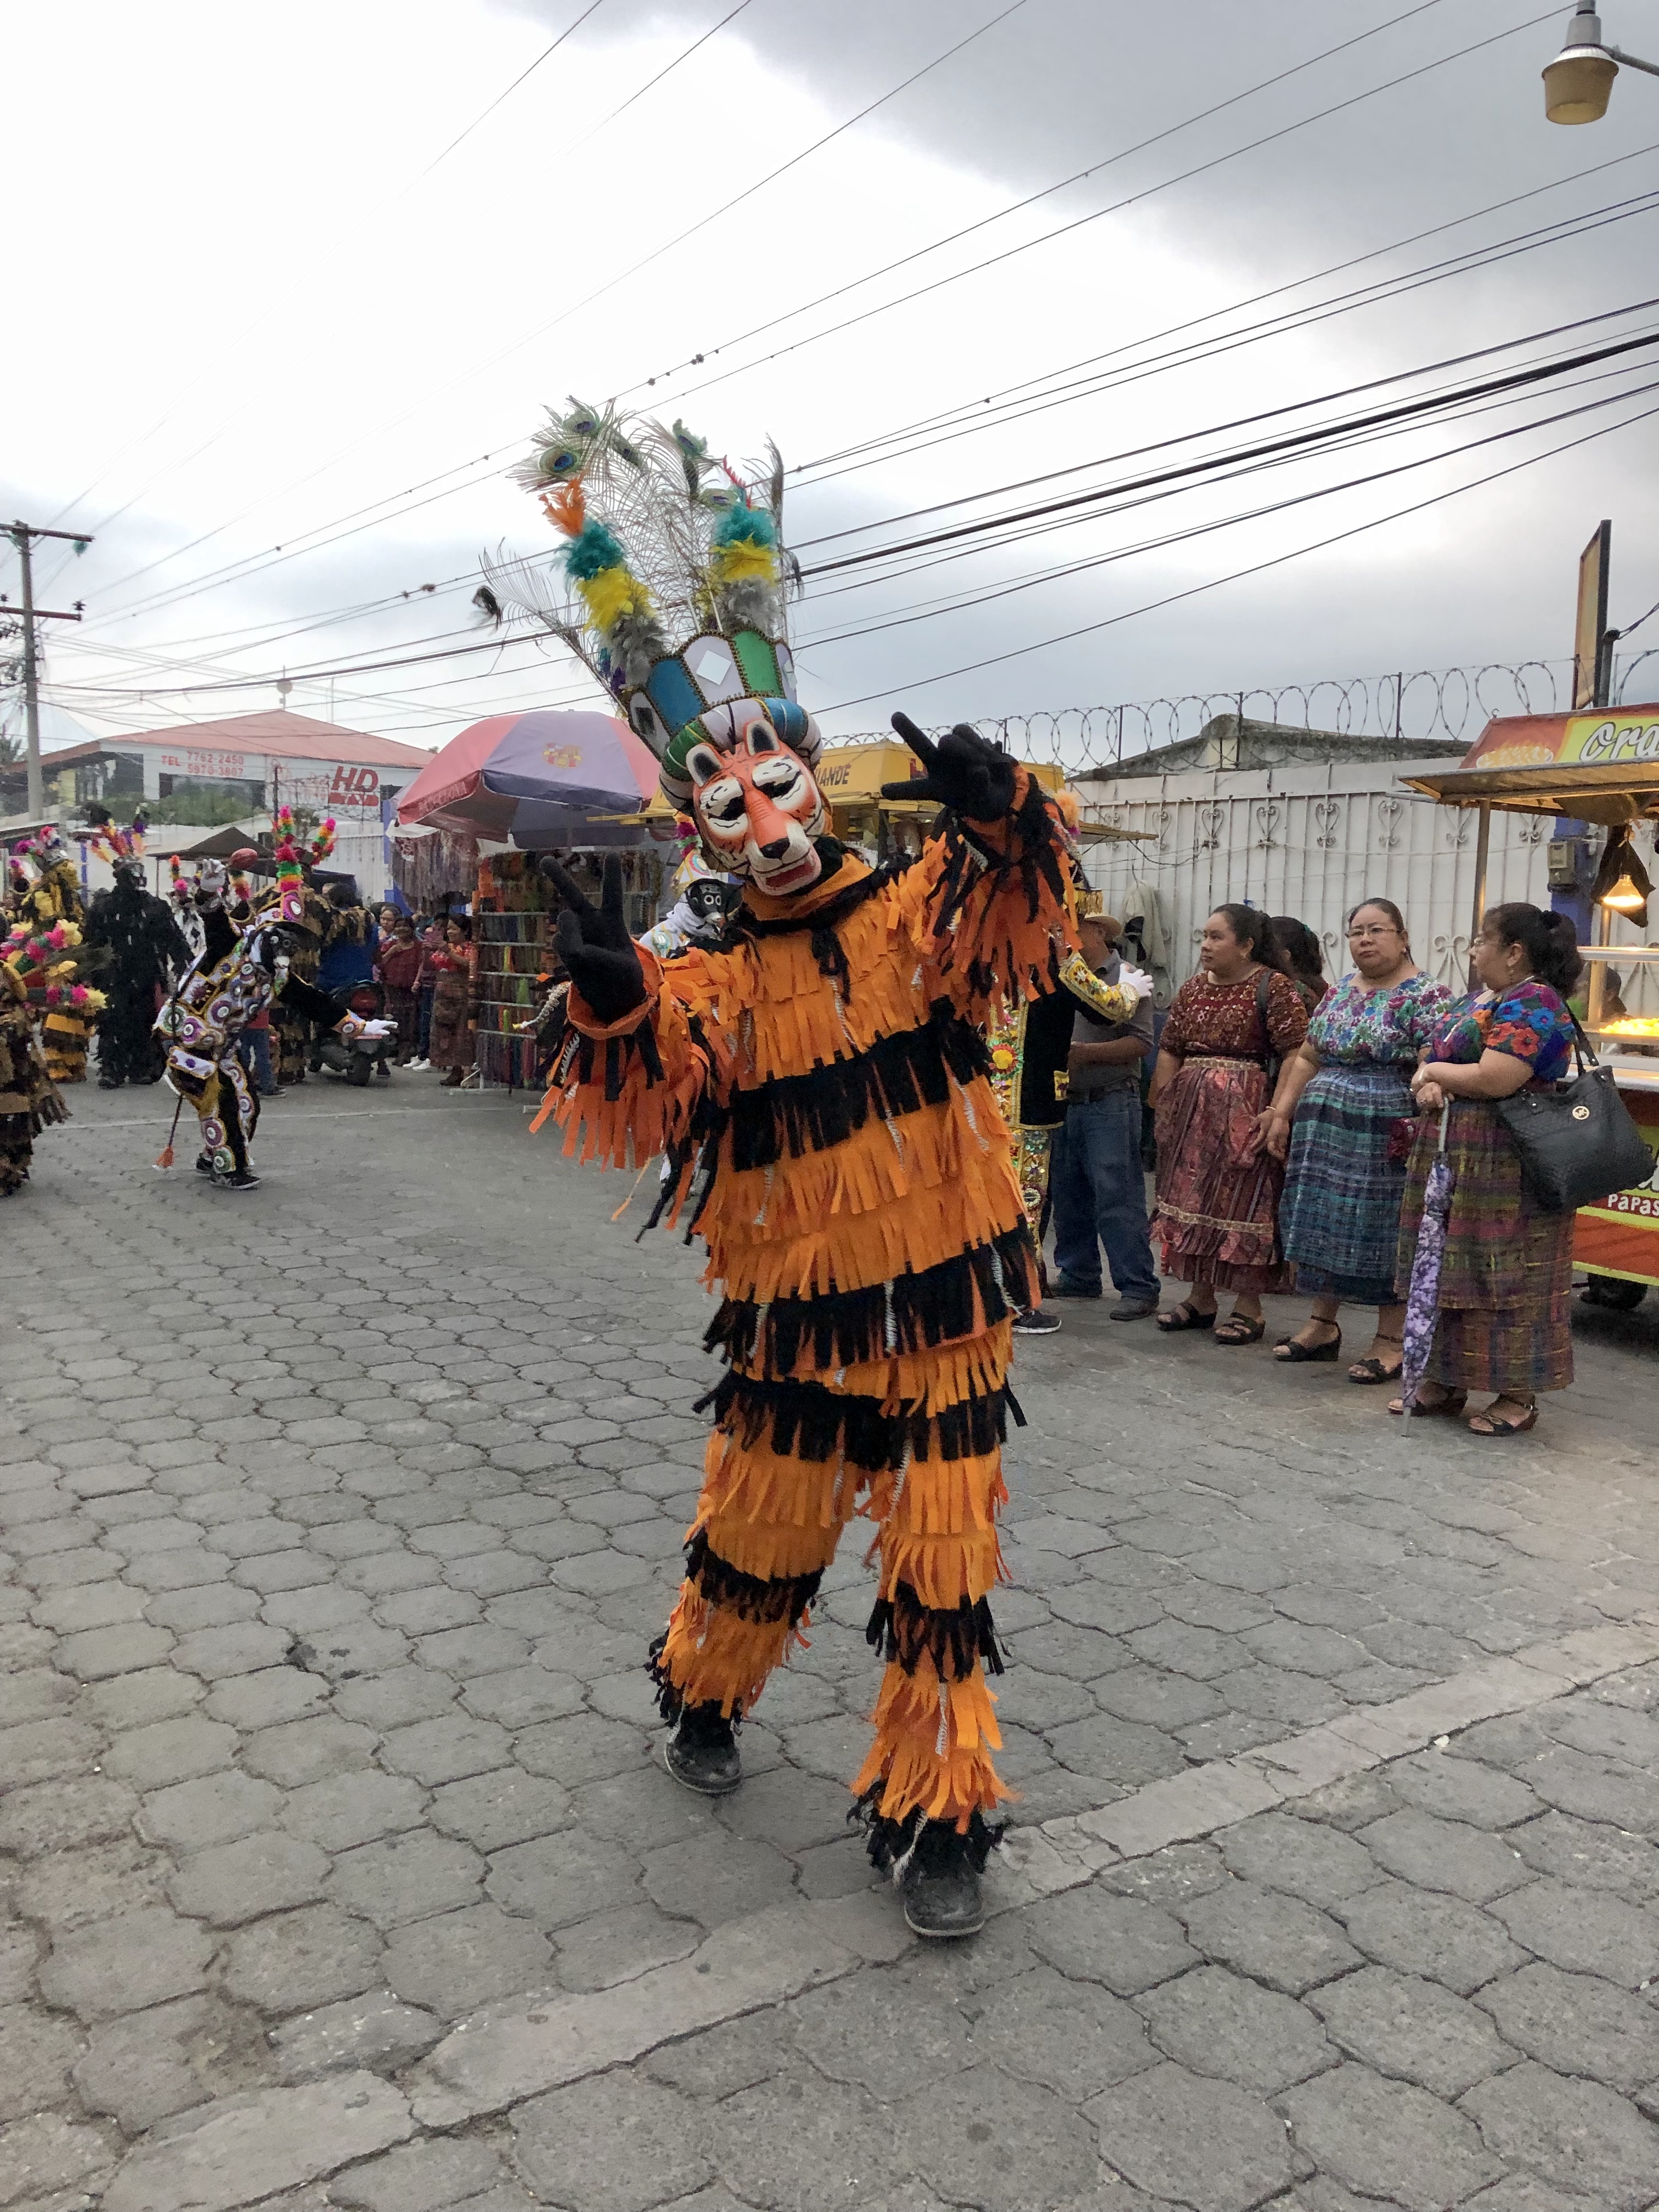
xmin=1544 ymin=4 xmax=1659 ymax=122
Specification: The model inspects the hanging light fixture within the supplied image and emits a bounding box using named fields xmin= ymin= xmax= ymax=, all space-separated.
xmin=1590 ymin=822 xmax=1654 ymax=919
xmin=1544 ymin=6 xmax=1619 ymax=121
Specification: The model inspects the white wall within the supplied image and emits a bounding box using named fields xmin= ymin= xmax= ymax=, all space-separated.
xmin=1079 ymin=758 xmax=1554 ymax=1001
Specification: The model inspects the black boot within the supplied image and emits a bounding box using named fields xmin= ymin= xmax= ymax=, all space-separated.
xmin=664 ymin=1700 xmax=741 ymax=1796
xmin=900 ymin=1819 xmax=986 ymax=1939
xmin=195 ymin=1152 xmax=213 ymax=1175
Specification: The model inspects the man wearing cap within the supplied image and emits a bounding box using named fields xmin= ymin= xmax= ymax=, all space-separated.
xmin=1049 ymin=898 xmax=1160 ymax=1319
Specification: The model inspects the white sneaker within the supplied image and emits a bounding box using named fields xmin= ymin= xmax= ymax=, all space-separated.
xmin=408 ymin=1058 xmax=429 ymax=1071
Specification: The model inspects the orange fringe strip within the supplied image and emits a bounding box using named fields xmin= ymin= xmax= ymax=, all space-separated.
xmin=851 ymin=1655 xmax=1010 ymax=1826
xmin=653 ymin=1586 xmax=804 ymax=1718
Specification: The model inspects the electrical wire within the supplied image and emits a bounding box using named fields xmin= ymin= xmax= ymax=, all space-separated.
xmin=794 ymin=352 xmax=1659 ymax=617
xmin=84 ymin=168 xmax=1656 ymax=651
xmin=78 ymin=0 xmax=1030 ymax=625
xmin=811 ymin=393 xmax=1659 ymax=711
xmin=630 ymin=0 xmax=1458 ymax=397
xmin=635 ymin=4 xmax=1563 ymax=411
xmin=796 ymin=323 xmax=1659 ymax=580
xmin=414 ymin=0 xmax=610 ymax=180
xmin=797 ymin=372 xmax=1659 ymax=648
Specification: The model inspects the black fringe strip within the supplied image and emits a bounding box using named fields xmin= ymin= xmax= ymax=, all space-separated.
xmin=866 ymin=1584 xmax=1005 ymax=1680
xmin=726 ymin=1006 xmax=988 ymax=1173
xmin=681 ymin=1527 xmax=825 ymax=1628
xmin=645 ymin=1630 xmax=682 ymax=1724
xmin=554 ymin=1014 xmax=664 ymax=1103
xmin=850 ymin=1792 xmax=1005 ymax=1874
xmin=705 ymin=1222 xmax=1033 ymax=1375
xmin=693 ymin=1370 xmax=1022 ymax=1473
xmin=932 ymin=774 xmax=1069 ymax=1008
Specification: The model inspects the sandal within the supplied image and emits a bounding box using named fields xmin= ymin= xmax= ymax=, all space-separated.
xmin=1274 ymin=1327 xmax=1341 ymax=1364
xmin=1467 ymin=1400 xmax=1538 ymax=1438
xmin=1348 ymin=1353 xmax=1403 ymax=1385
xmin=1156 ymin=1301 xmax=1216 ymax=1334
xmin=1213 ymin=1313 xmax=1266 ymax=1346
xmin=1387 ymin=1388 xmax=1468 ymax=1419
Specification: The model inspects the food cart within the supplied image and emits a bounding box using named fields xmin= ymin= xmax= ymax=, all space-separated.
xmin=1403 ymin=709 xmax=1659 ymax=1299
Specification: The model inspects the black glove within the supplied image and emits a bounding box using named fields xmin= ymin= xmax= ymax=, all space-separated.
xmin=882 ymin=713 xmax=1018 ymax=822
xmin=540 ymin=855 xmax=647 ymax=1024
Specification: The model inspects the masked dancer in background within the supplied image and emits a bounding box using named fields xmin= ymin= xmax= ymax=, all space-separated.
xmin=81 ymin=806 xmax=194 ymax=1088
xmin=1 ymin=920 xmax=70 ymax=1196
xmin=156 ymin=830 xmax=391 ymax=1191
xmin=8 ymin=826 xmax=106 ymax=1083
xmin=494 ymin=402 xmax=1144 ymax=1938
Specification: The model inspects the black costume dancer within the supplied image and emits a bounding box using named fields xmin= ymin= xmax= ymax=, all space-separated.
xmin=157 ymin=860 xmax=391 ymax=1189
xmin=82 ymin=809 xmax=193 ymax=1088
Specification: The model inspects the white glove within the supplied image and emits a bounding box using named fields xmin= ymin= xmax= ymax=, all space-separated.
xmin=1118 ymin=962 xmax=1155 ymax=1001
xmin=359 ymin=1018 xmax=396 ymax=1039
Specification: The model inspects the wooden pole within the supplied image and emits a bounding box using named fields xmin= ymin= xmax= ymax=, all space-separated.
xmin=1469 ymin=802 xmax=1491 ymax=989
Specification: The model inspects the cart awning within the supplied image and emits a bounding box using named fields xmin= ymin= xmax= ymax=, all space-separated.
xmin=1404 ymin=710 xmax=1659 ymax=823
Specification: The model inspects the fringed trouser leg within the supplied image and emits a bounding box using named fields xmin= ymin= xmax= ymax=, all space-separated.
xmin=650 ymin=1364 xmax=1012 ymax=1859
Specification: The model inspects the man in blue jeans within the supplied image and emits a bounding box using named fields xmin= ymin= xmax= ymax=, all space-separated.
xmin=1050 ymin=901 xmax=1161 ymax=1319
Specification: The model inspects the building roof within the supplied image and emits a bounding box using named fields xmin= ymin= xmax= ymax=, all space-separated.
xmin=43 ymin=710 xmax=433 ymax=771
xmin=1077 ymin=715 xmax=1461 ymax=782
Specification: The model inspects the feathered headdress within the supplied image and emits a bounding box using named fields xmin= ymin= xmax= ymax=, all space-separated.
xmin=261 ymin=808 xmax=336 ymax=924
xmin=81 ymin=803 xmax=149 ymax=868
xmin=11 ymin=826 xmax=72 ymax=879
xmin=487 ymin=400 xmax=816 ymax=806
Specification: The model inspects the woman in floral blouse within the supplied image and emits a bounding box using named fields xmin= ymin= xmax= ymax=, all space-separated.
xmin=1271 ymin=900 xmax=1449 ymax=1382
xmin=1391 ymin=901 xmax=1582 ymax=1437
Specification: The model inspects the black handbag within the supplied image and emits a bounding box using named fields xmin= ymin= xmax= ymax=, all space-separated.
xmin=1496 ymin=1014 xmax=1655 ymax=1214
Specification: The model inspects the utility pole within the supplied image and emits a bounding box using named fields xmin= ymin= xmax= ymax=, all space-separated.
xmin=3 ymin=522 xmax=92 ymax=821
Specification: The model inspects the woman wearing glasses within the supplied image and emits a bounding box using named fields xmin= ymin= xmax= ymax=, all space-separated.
xmin=1268 ymin=900 xmax=1449 ymax=1382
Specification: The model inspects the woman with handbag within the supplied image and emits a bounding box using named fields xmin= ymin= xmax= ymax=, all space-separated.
xmin=1390 ymin=902 xmax=1581 ymax=1437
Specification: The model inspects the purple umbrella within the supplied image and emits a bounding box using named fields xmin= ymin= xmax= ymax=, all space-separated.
xmin=1400 ymin=1104 xmax=1453 ymax=1411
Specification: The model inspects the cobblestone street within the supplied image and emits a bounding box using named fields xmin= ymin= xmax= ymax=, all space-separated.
xmin=5 ymin=1076 xmax=1659 ymax=2212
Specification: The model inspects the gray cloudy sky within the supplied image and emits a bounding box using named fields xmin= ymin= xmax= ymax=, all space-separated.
xmin=8 ymin=0 xmax=1658 ymax=761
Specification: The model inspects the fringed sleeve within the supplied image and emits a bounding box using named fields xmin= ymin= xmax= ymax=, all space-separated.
xmin=530 ymin=944 xmax=715 ymax=1170
xmin=914 ymin=768 xmax=1076 ymax=1023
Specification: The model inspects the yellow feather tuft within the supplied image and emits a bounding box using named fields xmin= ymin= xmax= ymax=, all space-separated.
xmin=576 ymin=563 xmax=654 ymax=634
xmin=707 ymin=537 xmax=778 ymax=589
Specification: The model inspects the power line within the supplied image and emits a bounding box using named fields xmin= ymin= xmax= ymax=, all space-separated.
xmin=791 ymin=154 xmax=1659 ymax=488
xmin=86 ymin=160 xmax=1653 ymax=651
xmin=78 ymin=0 xmax=1031 ymax=628
xmin=812 ymin=392 xmax=1659 ymax=712
xmin=637 ymin=3 xmax=1563 ymax=412
xmin=630 ymin=0 xmax=1459 ymax=397
xmin=414 ymin=0 xmax=610 ymax=180
xmin=796 ymin=323 xmax=1659 ymax=580
xmin=67 ymin=4 xmax=1568 ymax=645
xmin=794 ymin=351 xmax=1659 ymax=619
xmin=798 ymin=371 xmax=1659 ymax=650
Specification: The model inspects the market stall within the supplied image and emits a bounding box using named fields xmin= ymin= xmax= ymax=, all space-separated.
xmin=1404 ymin=708 xmax=1659 ymax=1296
xmin=393 ymin=710 xmax=665 ymax=1089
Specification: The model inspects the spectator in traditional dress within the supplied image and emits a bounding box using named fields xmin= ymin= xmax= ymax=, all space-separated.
xmin=1391 ymin=902 xmax=1582 ymax=1437
xmin=1271 ymin=900 xmax=1449 ymax=1381
xmin=375 ymin=914 xmax=424 ymax=1067
xmin=1150 ymin=905 xmax=1308 ymax=1344
xmin=427 ymin=916 xmax=477 ymax=1088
